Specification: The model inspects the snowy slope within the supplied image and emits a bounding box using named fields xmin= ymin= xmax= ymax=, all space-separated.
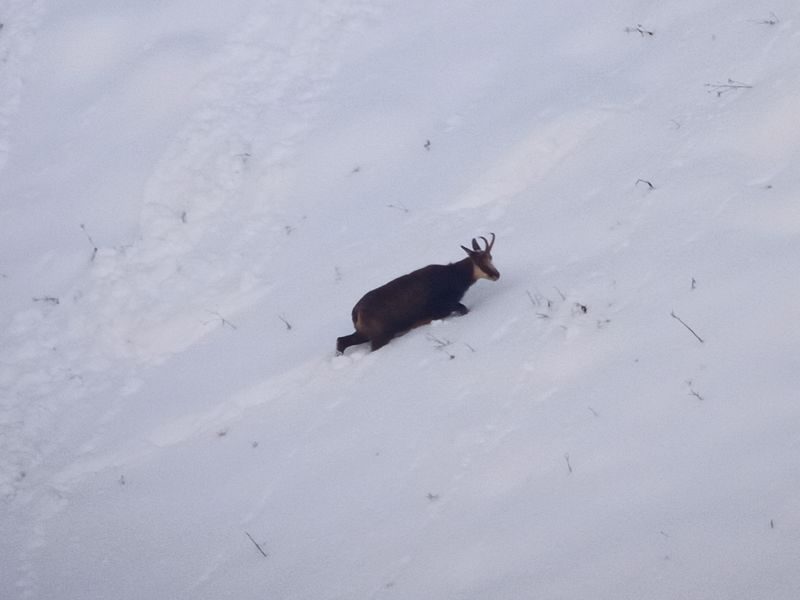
xmin=2 ymin=0 xmax=800 ymax=598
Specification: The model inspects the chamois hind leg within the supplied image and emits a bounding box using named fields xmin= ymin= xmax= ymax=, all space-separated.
xmin=370 ymin=334 xmax=392 ymax=352
xmin=350 ymin=307 xmax=393 ymax=352
xmin=337 ymin=331 xmax=368 ymax=354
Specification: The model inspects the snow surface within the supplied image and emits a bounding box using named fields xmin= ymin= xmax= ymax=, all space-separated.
xmin=2 ymin=0 xmax=800 ymax=598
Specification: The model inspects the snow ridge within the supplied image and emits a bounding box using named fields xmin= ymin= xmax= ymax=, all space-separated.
xmin=0 ymin=0 xmax=381 ymax=506
xmin=0 ymin=0 xmax=45 ymax=172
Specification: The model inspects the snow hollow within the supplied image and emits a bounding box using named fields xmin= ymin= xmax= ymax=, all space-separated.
xmin=2 ymin=1 xmax=800 ymax=598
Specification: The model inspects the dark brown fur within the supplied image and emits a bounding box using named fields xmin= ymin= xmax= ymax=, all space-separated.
xmin=336 ymin=235 xmax=499 ymax=353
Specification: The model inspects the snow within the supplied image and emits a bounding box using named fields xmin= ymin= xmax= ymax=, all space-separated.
xmin=2 ymin=0 xmax=800 ymax=598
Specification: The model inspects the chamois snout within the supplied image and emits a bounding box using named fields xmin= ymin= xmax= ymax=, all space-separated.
xmin=336 ymin=233 xmax=499 ymax=354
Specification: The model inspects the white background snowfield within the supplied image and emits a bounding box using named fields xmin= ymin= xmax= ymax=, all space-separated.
xmin=1 ymin=1 xmax=799 ymax=598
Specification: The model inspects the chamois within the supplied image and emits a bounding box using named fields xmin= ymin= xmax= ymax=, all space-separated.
xmin=336 ymin=233 xmax=499 ymax=353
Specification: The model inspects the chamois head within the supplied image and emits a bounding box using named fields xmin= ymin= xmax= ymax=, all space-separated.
xmin=461 ymin=233 xmax=500 ymax=281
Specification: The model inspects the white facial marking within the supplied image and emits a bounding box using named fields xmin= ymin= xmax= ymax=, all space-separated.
xmin=473 ymin=258 xmax=499 ymax=280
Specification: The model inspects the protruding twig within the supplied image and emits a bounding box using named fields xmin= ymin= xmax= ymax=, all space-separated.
xmin=33 ymin=296 xmax=60 ymax=305
xmin=278 ymin=315 xmax=293 ymax=331
xmin=625 ymin=24 xmax=654 ymax=37
xmin=206 ymin=311 xmax=238 ymax=330
xmin=687 ymin=380 xmax=705 ymax=401
xmin=564 ymin=453 xmax=573 ymax=474
xmin=670 ymin=311 xmax=705 ymax=343
xmin=636 ymin=178 xmax=655 ymax=191
xmin=245 ymin=532 xmax=268 ymax=558
xmin=80 ymin=224 xmax=99 ymax=261
xmin=752 ymin=12 xmax=779 ymax=26
xmin=426 ymin=333 xmax=455 ymax=359
xmin=705 ymin=79 xmax=753 ymax=97
xmin=527 ymin=290 xmax=554 ymax=311
xmin=386 ymin=202 xmax=410 ymax=213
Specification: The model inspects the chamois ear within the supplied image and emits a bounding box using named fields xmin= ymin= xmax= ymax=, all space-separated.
xmin=471 ymin=238 xmax=481 ymax=251
xmin=461 ymin=245 xmax=474 ymax=256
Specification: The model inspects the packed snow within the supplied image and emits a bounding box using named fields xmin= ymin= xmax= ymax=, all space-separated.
xmin=2 ymin=1 xmax=800 ymax=598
